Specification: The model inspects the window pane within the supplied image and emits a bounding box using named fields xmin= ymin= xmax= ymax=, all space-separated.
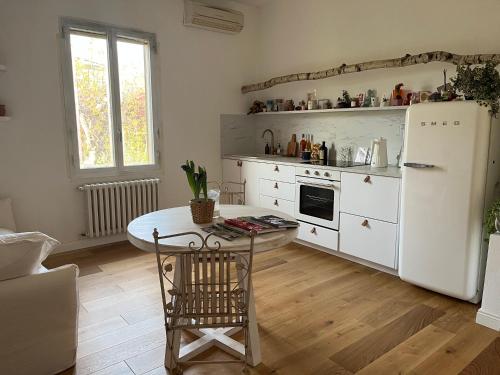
xmin=70 ymin=33 xmax=115 ymax=169
xmin=117 ymin=39 xmax=154 ymax=166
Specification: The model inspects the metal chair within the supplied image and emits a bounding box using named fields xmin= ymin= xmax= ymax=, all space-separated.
xmin=208 ymin=181 xmax=246 ymax=205
xmin=153 ymin=229 xmax=256 ymax=373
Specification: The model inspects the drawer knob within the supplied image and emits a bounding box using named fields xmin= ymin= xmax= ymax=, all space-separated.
xmin=314 ymin=171 xmax=320 ymax=176
xmin=274 ymin=199 xmax=279 ymax=206
xmin=324 ymin=172 xmax=330 ymax=177
xmin=361 ymin=219 xmax=369 ymax=227
xmin=364 ymin=175 xmax=371 ymax=183
xmin=237 ymin=160 xmax=242 ymax=167
xmin=310 ymin=227 xmax=317 ymax=234
xmin=274 ymin=182 xmax=279 ymax=189
xmin=274 ymin=165 xmax=279 ymax=172
xmin=305 ymin=170 xmax=310 ymax=175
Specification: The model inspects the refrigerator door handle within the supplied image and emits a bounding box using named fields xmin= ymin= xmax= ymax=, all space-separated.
xmin=404 ymin=162 xmax=435 ymax=168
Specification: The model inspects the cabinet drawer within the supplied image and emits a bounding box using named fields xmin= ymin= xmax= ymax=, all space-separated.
xmin=261 ymin=163 xmax=295 ymax=183
xmin=297 ymin=221 xmax=338 ymax=251
xmin=259 ymin=179 xmax=295 ymax=201
xmin=340 ymin=172 xmax=400 ymax=223
xmin=339 ymin=213 xmax=397 ymax=268
xmin=259 ymin=195 xmax=295 ymax=217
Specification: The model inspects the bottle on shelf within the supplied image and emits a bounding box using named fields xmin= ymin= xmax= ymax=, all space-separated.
xmin=300 ymin=134 xmax=306 ymax=157
xmin=276 ymin=143 xmax=282 ymax=155
xmin=306 ymin=134 xmax=312 ymax=151
xmin=265 ymin=143 xmax=270 ymax=154
xmin=319 ymin=141 xmax=328 ymax=163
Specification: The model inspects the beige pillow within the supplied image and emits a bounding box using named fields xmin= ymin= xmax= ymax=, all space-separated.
xmin=0 ymin=198 xmax=16 ymax=232
xmin=0 ymin=232 xmax=59 ymax=281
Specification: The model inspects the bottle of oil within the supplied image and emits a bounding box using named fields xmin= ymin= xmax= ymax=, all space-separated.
xmin=319 ymin=141 xmax=328 ymax=163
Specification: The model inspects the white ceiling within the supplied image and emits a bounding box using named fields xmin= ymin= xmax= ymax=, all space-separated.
xmin=231 ymin=0 xmax=271 ymax=7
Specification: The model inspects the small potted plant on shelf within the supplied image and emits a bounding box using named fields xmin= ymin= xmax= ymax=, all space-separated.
xmin=451 ymin=61 xmax=500 ymax=115
xmin=485 ymin=198 xmax=500 ymax=239
xmin=181 ymin=160 xmax=214 ymax=224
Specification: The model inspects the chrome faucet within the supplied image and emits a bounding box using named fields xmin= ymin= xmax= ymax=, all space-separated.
xmin=262 ymin=128 xmax=275 ymax=155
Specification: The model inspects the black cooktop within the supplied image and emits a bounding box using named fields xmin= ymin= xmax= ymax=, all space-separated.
xmin=301 ymin=160 xmax=367 ymax=168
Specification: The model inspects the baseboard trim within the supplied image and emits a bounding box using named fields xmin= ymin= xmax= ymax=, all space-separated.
xmin=476 ymin=309 xmax=500 ymax=331
xmin=53 ymin=234 xmax=128 ymax=254
xmin=294 ymin=239 xmax=398 ymax=276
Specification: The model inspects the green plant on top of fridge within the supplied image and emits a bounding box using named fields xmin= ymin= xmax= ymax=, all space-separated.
xmin=451 ymin=61 xmax=500 ymax=115
xmin=485 ymin=198 xmax=500 ymax=240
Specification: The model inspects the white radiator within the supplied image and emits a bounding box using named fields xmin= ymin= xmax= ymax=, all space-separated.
xmin=78 ymin=178 xmax=160 ymax=238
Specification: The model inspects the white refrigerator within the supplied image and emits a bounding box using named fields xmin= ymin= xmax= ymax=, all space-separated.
xmin=399 ymin=101 xmax=500 ymax=302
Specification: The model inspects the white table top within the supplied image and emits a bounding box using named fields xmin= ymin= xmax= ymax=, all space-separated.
xmin=127 ymin=205 xmax=298 ymax=253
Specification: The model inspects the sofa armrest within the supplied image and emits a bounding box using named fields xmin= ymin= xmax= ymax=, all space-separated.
xmin=0 ymin=264 xmax=79 ymax=375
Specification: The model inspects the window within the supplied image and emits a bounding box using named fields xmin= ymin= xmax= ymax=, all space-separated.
xmin=61 ymin=18 xmax=159 ymax=175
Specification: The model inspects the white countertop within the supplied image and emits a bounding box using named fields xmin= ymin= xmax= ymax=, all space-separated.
xmin=223 ymin=154 xmax=402 ymax=178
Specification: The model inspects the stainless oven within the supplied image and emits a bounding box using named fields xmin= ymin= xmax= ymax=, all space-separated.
xmin=295 ymin=169 xmax=340 ymax=230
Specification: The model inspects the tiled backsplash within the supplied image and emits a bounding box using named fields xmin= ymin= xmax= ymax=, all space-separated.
xmin=221 ymin=111 xmax=406 ymax=165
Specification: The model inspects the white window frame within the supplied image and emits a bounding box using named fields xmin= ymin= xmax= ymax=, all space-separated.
xmin=60 ymin=17 xmax=161 ymax=178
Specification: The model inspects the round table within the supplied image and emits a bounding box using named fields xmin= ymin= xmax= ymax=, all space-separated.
xmin=127 ymin=205 xmax=298 ymax=253
xmin=127 ymin=205 xmax=298 ymax=368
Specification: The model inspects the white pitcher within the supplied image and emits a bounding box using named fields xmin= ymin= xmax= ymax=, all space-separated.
xmin=370 ymin=137 xmax=388 ymax=168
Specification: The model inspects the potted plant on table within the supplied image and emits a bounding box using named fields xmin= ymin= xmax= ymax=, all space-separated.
xmin=181 ymin=160 xmax=214 ymax=224
xmin=485 ymin=198 xmax=500 ymax=239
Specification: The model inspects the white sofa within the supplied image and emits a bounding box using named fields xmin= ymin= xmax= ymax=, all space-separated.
xmin=0 ymin=198 xmax=79 ymax=375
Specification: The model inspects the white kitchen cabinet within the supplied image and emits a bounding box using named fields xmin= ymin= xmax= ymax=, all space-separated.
xmin=259 ymin=195 xmax=295 ymax=217
xmin=297 ymin=221 xmax=338 ymax=252
xmin=259 ymin=179 xmax=295 ymax=201
xmin=222 ymin=158 xmax=265 ymax=207
xmin=222 ymin=158 xmax=242 ymax=183
xmin=260 ymin=163 xmax=295 ymax=183
xmin=241 ymin=160 xmax=262 ymax=206
xmin=339 ymin=212 xmax=398 ymax=268
xmin=340 ymin=172 xmax=400 ymax=223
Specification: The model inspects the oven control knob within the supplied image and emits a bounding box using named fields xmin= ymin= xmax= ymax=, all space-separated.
xmin=324 ymin=172 xmax=330 ymax=177
xmin=314 ymin=171 xmax=320 ymax=176
xmin=305 ymin=170 xmax=310 ymax=175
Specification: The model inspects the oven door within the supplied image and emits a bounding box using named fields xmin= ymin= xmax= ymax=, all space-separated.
xmin=295 ymin=176 xmax=340 ymax=230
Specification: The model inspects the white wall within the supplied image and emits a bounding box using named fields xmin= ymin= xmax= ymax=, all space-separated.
xmin=2 ymin=0 xmax=499 ymax=251
xmin=251 ymin=0 xmax=500 ymax=104
xmin=0 ymin=0 xmax=258 ymax=250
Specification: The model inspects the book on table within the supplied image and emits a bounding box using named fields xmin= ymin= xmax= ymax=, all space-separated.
xmin=202 ymin=215 xmax=299 ymax=240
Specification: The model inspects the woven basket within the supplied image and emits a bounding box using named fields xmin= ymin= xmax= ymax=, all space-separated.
xmin=190 ymin=199 xmax=215 ymax=224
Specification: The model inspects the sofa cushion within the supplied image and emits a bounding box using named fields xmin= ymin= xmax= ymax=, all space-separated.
xmin=0 ymin=198 xmax=16 ymax=232
xmin=0 ymin=232 xmax=60 ymax=281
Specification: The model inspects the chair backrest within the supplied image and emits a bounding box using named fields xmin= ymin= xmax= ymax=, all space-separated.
xmin=208 ymin=181 xmax=246 ymax=205
xmin=153 ymin=230 xmax=255 ymax=328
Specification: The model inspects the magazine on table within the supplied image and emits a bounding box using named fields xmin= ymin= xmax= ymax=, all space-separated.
xmin=202 ymin=215 xmax=299 ymax=240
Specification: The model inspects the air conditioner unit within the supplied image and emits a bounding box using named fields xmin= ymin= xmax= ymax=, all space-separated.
xmin=184 ymin=0 xmax=244 ymax=34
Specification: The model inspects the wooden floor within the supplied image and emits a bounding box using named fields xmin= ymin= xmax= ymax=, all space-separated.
xmin=44 ymin=241 xmax=500 ymax=375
